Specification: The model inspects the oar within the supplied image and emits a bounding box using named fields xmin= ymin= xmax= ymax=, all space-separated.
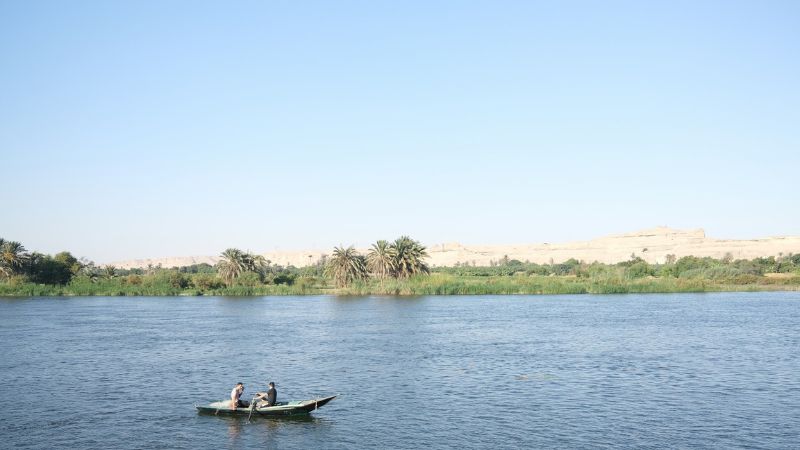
xmin=246 ymin=395 xmax=258 ymax=422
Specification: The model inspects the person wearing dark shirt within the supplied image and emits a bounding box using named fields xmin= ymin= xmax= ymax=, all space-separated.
xmin=256 ymin=382 xmax=277 ymax=407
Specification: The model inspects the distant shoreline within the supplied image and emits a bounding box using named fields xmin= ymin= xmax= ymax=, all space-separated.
xmin=3 ymin=232 xmax=799 ymax=298
xmin=2 ymin=274 xmax=798 ymax=297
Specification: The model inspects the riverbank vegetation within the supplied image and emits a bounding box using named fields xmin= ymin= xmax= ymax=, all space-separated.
xmin=1 ymin=236 xmax=799 ymax=296
xmin=324 ymin=237 xmax=429 ymax=287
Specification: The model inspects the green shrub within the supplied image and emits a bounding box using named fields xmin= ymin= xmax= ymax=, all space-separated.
xmin=626 ymin=261 xmax=654 ymax=278
xmin=273 ymin=274 xmax=295 ymax=285
xmin=168 ymin=272 xmax=190 ymax=289
xmin=27 ymin=255 xmax=73 ymax=285
xmin=729 ymin=274 xmax=761 ymax=285
xmin=124 ymin=275 xmax=143 ymax=285
xmin=192 ymin=274 xmax=224 ymax=290
xmin=701 ymin=266 xmax=744 ymax=281
xmin=233 ymin=271 xmax=262 ymax=287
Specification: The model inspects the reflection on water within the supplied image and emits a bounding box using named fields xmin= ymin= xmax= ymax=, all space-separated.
xmin=225 ymin=417 xmax=242 ymax=442
xmin=215 ymin=414 xmax=326 ymax=446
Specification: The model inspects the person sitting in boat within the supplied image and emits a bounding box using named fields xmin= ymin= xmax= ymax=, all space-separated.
xmin=230 ymin=382 xmax=249 ymax=410
xmin=255 ymin=382 xmax=277 ymax=407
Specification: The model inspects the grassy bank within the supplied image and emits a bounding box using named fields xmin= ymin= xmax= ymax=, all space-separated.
xmin=338 ymin=273 xmax=800 ymax=296
xmin=2 ymin=272 xmax=798 ymax=297
xmin=0 ymin=275 xmax=326 ymax=296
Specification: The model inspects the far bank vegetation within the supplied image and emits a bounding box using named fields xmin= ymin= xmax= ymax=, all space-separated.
xmin=1 ymin=236 xmax=799 ymax=296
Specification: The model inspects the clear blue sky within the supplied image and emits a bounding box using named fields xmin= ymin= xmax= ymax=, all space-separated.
xmin=1 ymin=1 xmax=798 ymax=263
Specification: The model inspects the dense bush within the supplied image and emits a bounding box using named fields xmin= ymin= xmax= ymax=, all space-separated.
xmin=295 ymin=276 xmax=317 ymax=290
xmin=233 ymin=271 xmax=262 ymax=287
xmin=123 ymin=275 xmax=143 ymax=285
xmin=167 ymin=271 xmax=190 ymax=289
xmin=177 ymin=263 xmax=216 ymax=274
xmin=192 ymin=274 xmax=224 ymax=290
xmin=272 ymin=273 xmax=296 ymax=285
xmin=26 ymin=254 xmax=74 ymax=285
xmin=432 ymin=252 xmax=800 ymax=285
xmin=626 ymin=261 xmax=654 ymax=278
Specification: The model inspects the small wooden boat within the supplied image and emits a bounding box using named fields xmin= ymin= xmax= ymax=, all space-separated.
xmin=196 ymin=395 xmax=336 ymax=417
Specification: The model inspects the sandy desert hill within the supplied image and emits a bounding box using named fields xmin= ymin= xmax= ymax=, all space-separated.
xmin=108 ymin=227 xmax=800 ymax=270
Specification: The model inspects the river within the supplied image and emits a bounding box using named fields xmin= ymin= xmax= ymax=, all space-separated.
xmin=1 ymin=292 xmax=798 ymax=449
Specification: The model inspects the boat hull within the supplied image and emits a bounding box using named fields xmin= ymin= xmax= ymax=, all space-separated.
xmin=196 ymin=395 xmax=336 ymax=417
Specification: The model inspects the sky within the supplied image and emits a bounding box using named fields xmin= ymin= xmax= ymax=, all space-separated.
xmin=1 ymin=1 xmax=798 ymax=263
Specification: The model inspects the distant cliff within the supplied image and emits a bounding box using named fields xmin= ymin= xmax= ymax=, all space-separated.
xmin=108 ymin=227 xmax=800 ymax=269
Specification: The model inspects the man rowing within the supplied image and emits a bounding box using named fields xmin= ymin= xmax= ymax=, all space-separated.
xmin=255 ymin=382 xmax=277 ymax=407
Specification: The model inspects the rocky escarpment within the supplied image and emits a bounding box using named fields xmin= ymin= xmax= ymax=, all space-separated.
xmin=108 ymin=227 xmax=800 ymax=269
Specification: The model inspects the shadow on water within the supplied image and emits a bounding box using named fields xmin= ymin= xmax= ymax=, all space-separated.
xmin=0 ymin=296 xmax=70 ymax=302
xmin=329 ymin=295 xmax=373 ymax=303
xmin=372 ymin=295 xmax=427 ymax=302
xmin=197 ymin=412 xmax=321 ymax=426
xmin=217 ymin=296 xmax=273 ymax=302
xmin=332 ymin=295 xmax=427 ymax=303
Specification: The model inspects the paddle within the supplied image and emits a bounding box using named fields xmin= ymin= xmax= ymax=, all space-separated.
xmin=246 ymin=395 xmax=258 ymax=422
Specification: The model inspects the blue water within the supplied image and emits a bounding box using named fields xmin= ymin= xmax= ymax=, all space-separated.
xmin=0 ymin=292 xmax=798 ymax=449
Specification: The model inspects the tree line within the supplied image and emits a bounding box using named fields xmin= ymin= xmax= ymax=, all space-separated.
xmin=324 ymin=236 xmax=430 ymax=287
xmin=0 ymin=238 xmax=85 ymax=285
xmin=211 ymin=236 xmax=431 ymax=288
xmin=3 ymin=235 xmax=798 ymax=292
xmin=435 ymin=252 xmax=800 ymax=281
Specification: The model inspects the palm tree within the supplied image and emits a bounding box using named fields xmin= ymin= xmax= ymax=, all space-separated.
xmin=0 ymin=239 xmax=28 ymax=278
xmin=324 ymin=246 xmax=367 ymax=288
xmin=81 ymin=262 xmax=100 ymax=283
xmin=217 ymin=248 xmax=247 ymax=285
xmin=103 ymin=265 xmax=117 ymax=279
xmin=390 ymin=236 xmax=430 ymax=278
xmin=246 ymin=253 xmax=270 ymax=277
xmin=367 ymin=240 xmax=395 ymax=280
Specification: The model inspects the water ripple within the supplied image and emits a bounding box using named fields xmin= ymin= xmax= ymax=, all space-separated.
xmin=0 ymin=292 xmax=798 ymax=448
